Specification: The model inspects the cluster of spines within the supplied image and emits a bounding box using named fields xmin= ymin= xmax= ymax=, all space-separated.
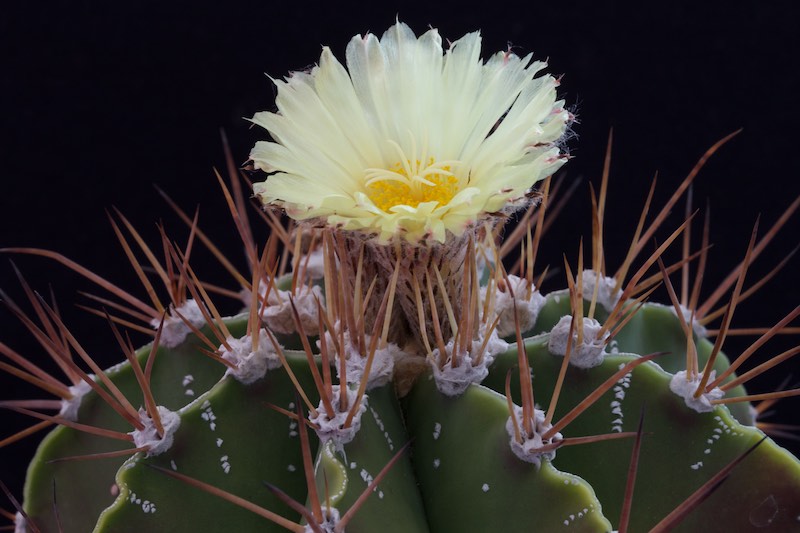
xmin=1 ymin=130 xmax=799 ymax=531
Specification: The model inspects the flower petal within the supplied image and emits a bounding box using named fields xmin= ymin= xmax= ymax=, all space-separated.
xmin=250 ymin=21 xmax=571 ymax=244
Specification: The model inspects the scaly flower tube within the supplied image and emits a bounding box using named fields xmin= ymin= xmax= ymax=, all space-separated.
xmin=250 ymin=21 xmax=571 ymax=243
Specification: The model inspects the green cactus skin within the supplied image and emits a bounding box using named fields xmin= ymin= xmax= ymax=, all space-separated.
xmin=403 ymin=376 xmax=613 ymax=532
xmin=313 ymin=385 xmax=429 ymax=533
xmin=20 ymin=321 xmax=238 ymax=532
xmin=94 ymin=346 xmax=320 ymax=532
xmin=6 ymin=171 xmax=800 ymax=533
xmin=10 ymin=284 xmax=800 ymax=533
xmin=484 ymin=338 xmax=800 ymax=531
xmin=531 ymin=292 xmax=754 ymax=424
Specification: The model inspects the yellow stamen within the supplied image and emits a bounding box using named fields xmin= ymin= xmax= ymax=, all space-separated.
xmin=365 ymin=158 xmax=460 ymax=212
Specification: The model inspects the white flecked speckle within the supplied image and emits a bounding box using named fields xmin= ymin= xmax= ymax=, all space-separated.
xmin=370 ymin=406 xmax=394 ymax=451
xmin=128 ymin=492 xmax=157 ymax=514
xmin=360 ymin=469 xmax=373 ymax=484
xmin=201 ymin=404 xmax=217 ymax=432
xmin=610 ymin=367 xmax=633 ymax=432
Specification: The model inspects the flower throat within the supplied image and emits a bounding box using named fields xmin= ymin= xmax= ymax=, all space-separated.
xmin=365 ymin=157 xmax=460 ymax=212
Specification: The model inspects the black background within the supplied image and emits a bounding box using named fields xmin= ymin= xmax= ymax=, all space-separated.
xmin=1 ymin=0 xmax=798 ymax=504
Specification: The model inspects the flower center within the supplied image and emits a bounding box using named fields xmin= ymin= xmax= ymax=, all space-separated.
xmin=365 ymin=158 xmax=460 ymax=213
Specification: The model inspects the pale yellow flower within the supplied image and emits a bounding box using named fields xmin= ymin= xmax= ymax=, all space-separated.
xmin=250 ymin=22 xmax=571 ymax=243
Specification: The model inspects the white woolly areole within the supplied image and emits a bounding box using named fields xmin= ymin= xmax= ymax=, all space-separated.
xmin=323 ymin=325 xmax=399 ymax=389
xmin=351 ymin=343 xmax=398 ymax=388
xmin=300 ymin=248 xmax=326 ymax=281
xmin=310 ymin=386 xmax=367 ymax=450
xmin=304 ymin=507 xmax=341 ymax=533
xmin=548 ymin=315 xmax=609 ymax=369
xmin=486 ymin=274 xmax=546 ymax=337
xmin=59 ymin=380 xmax=92 ymax=421
xmin=670 ymin=304 xmax=709 ymax=338
xmin=129 ymin=406 xmax=181 ymax=457
xmin=345 ymin=345 xmax=398 ymax=390
xmin=506 ymin=405 xmax=562 ymax=467
xmin=581 ymin=270 xmax=622 ymax=312
xmin=151 ymin=299 xmax=206 ymax=348
xmin=669 ymin=370 xmax=724 ymax=413
xmin=14 ymin=513 xmax=25 ymax=533
xmin=221 ymin=330 xmax=282 ymax=385
xmin=321 ymin=323 xmax=363 ymax=361
xmin=263 ymin=284 xmax=324 ymax=335
xmin=430 ymin=332 xmax=509 ymax=396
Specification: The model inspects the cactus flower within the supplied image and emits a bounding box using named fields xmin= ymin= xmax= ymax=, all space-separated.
xmin=250 ymin=21 xmax=571 ymax=243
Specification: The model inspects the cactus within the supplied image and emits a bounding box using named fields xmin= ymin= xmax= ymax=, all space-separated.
xmin=2 ymin=21 xmax=800 ymax=533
